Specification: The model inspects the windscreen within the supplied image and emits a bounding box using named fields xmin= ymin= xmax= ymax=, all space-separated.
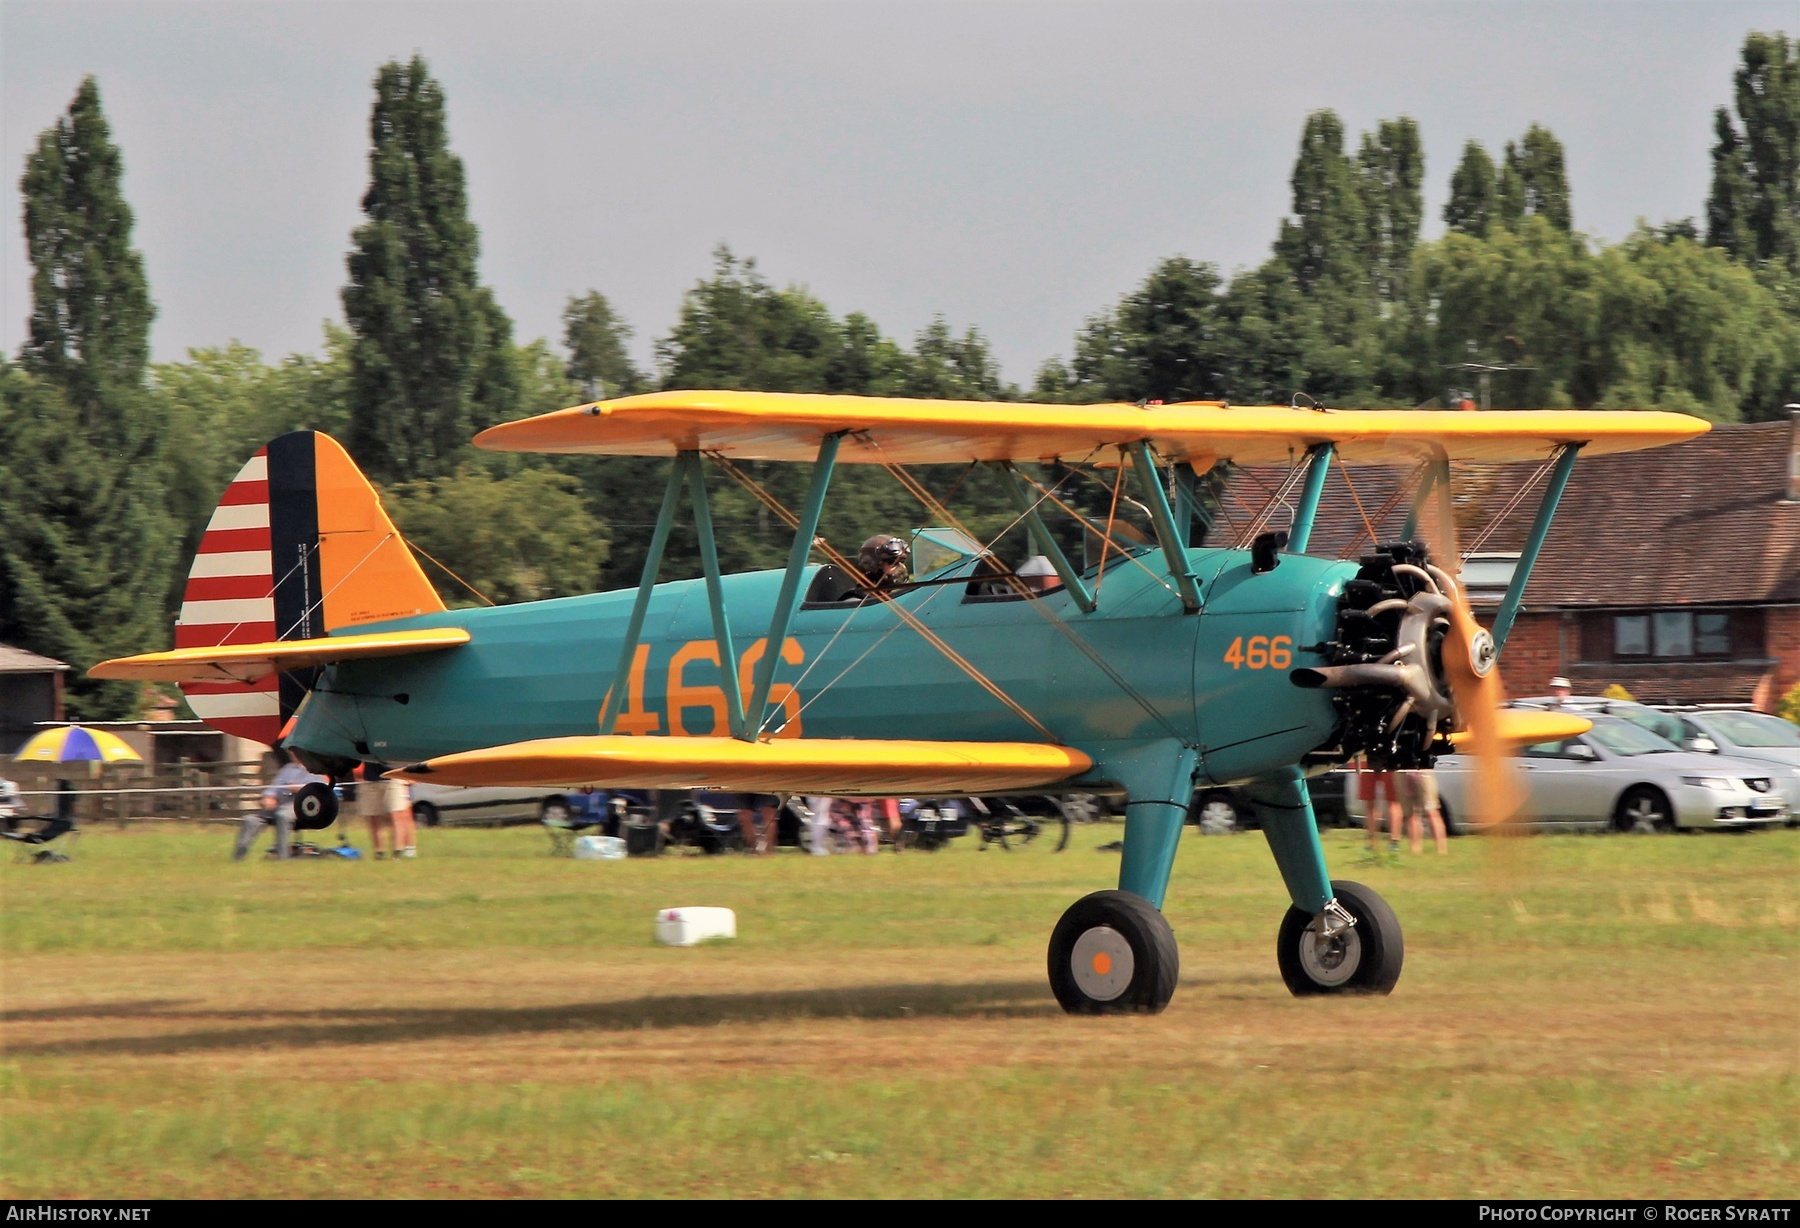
xmin=1586 ymin=718 xmax=1681 ymax=757
xmin=1703 ymin=711 xmax=1800 ymax=748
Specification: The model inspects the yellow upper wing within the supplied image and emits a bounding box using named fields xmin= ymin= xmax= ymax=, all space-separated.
xmin=391 ymin=735 xmax=1093 ymax=795
xmin=89 ymin=627 xmax=471 ymax=684
xmin=473 ymin=391 xmax=1708 ymax=467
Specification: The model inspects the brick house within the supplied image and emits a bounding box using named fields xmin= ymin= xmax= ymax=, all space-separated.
xmin=0 ymin=643 xmax=68 ymax=752
xmin=1223 ymin=416 xmax=1800 ymax=709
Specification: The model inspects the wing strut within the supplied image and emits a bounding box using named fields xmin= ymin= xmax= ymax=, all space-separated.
xmin=1126 ymin=442 xmax=1202 ymax=612
xmin=747 ymin=433 xmax=843 ymax=735
xmin=598 ymin=453 xmax=688 ymax=737
xmin=1285 ymin=442 xmax=1335 ymax=554
xmin=992 ymin=463 xmax=1095 ymax=613
xmin=1491 ymin=442 xmax=1581 ymax=652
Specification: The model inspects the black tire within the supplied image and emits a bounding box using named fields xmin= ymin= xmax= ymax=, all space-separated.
xmin=1190 ymin=790 xmax=1241 ymax=834
xmin=1047 ymin=890 xmax=1180 ymax=1015
xmin=1438 ymin=796 xmax=1460 ymax=837
xmin=292 ymin=782 xmax=339 ymax=831
xmin=539 ymin=798 xmax=570 ymax=825
xmin=412 ymin=801 xmax=440 ymax=829
xmin=1277 ymin=879 xmax=1403 ymax=996
xmin=1614 ymin=786 xmax=1674 ymax=834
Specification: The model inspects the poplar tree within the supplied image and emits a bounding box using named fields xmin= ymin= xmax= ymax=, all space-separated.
xmin=1444 ymin=141 xmax=1499 ymax=237
xmin=343 ymin=56 xmax=516 ymax=484
xmin=1498 ymin=125 xmax=1573 ymax=232
xmin=1276 ymin=111 xmax=1367 ymax=293
xmin=563 ymin=291 xmax=645 ymax=399
xmin=1706 ymin=32 xmax=1799 ymax=275
xmin=1356 ymin=117 xmax=1425 ymax=303
xmin=3 ymin=76 xmax=173 ymax=716
xmin=18 ymin=76 xmax=153 ymax=428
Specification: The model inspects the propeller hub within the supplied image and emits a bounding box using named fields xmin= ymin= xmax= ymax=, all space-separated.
xmin=1469 ymin=628 xmax=1497 ymax=678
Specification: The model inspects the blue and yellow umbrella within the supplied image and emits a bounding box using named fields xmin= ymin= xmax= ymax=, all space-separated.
xmin=13 ymin=725 xmax=143 ymax=765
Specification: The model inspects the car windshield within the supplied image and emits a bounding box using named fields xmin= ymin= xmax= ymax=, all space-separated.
xmin=1585 ymin=717 xmax=1681 ymax=757
xmin=1701 ymin=711 xmax=1800 ymax=748
xmin=1606 ymin=703 xmax=1690 ymax=744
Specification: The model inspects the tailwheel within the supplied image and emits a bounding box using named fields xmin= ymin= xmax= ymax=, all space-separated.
xmin=1276 ymin=879 xmax=1403 ymax=996
xmin=1048 ymin=890 xmax=1179 ymax=1015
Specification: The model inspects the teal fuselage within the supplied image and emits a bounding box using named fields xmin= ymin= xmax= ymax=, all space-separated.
xmin=292 ymin=544 xmax=1356 ymax=794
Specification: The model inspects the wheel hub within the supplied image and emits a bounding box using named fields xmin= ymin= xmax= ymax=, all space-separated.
xmin=1298 ymin=917 xmax=1363 ymax=987
xmin=1070 ymin=925 xmax=1135 ymax=1001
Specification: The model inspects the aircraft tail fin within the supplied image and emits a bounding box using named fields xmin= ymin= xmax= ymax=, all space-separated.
xmin=175 ymin=431 xmax=443 ymax=744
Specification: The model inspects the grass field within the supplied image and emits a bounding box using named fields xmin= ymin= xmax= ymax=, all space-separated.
xmin=1 ymin=820 xmax=1795 ymax=1198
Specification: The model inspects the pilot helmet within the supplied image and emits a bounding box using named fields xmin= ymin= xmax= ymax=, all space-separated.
xmin=860 ymin=535 xmax=909 ymax=564
xmin=1017 ymin=555 xmax=1057 ymax=579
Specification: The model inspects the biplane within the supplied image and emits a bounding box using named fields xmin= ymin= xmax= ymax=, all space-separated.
xmin=93 ymin=393 xmax=1706 ymax=1013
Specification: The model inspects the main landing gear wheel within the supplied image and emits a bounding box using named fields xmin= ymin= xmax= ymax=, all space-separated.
xmin=1276 ymin=879 xmax=1403 ymax=996
xmin=1048 ymin=890 xmax=1179 ymax=1015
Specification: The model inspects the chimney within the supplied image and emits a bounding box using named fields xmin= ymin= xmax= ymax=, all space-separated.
xmin=1789 ymin=406 xmax=1800 ymax=502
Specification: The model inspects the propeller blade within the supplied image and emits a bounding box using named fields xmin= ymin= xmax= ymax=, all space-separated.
xmin=1412 ymin=454 xmax=1527 ymax=834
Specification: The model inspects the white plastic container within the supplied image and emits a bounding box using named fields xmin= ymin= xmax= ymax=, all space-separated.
xmin=656 ymin=906 xmax=737 ymax=946
xmin=574 ymin=835 xmax=627 ymax=861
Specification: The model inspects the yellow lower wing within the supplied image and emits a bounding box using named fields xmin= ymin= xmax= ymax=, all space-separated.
xmin=1446 ymin=710 xmax=1593 ymax=748
xmin=89 ymin=627 xmax=471 ymax=684
xmin=390 ymin=736 xmax=1093 ymax=795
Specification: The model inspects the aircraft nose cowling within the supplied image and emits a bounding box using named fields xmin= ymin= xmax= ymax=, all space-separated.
xmin=1296 ymin=543 xmax=1458 ymax=769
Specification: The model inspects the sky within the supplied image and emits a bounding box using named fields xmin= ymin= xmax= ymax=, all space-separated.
xmin=2 ymin=1 xmax=1791 ymax=384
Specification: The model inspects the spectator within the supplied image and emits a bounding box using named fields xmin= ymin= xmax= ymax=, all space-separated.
xmin=237 ymin=749 xmax=319 ymax=861
xmin=360 ymin=762 xmax=416 ymax=859
xmin=805 ymin=796 xmax=834 ymax=855
xmin=1399 ymin=768 xmax=1448 ymax=856
xmin=1357 ymin=757 xmax=1403 ymax=853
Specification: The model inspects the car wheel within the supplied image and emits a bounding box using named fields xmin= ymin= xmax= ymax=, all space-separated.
xmin=412 ymin=801 xmax=440 ymax=829
xmin=1192 ymin=791 xmax=1240 ymax=834
xmin=1277 ymin=880 xmax=1403 ymax=996
xmin=540 ymin=798 xmax=570 ymax=825
xmin=1438 ymin=796 xmax=1460 ymax=837
xmin=1614 ymin=787 xmax=1673 ymax=834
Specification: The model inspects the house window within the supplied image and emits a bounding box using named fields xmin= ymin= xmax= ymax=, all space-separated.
xmin=1611 ymin=609 xmax=1752 ymax=660
xmin=1696 ymin=612 xmax=1731 ymax=655
xmin=1615 ymin=615 xmax=1649 ymax=656
xmin=1653 ymin=611 xmax=1692 ymax=657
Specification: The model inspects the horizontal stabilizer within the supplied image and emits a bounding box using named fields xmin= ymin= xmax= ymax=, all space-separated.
xmin=1446 ymin=710 xmax=1592 ymax=749
xmin=474 ymin=390 xmax=1709 ymax=467
xmin=390 ymin=735 xmax=1094 ymax=795
xmin=89 ymin=627 xmax=471 ymax=684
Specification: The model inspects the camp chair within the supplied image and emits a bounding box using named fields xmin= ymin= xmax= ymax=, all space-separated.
xmin=542 ymin=790 xmax=618 ymax=856
xmin=4 ymin=815 xmax=78 ymax=863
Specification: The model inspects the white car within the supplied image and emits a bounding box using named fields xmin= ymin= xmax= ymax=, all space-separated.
xmin=407 ymin=782 xmax=569 ymax=828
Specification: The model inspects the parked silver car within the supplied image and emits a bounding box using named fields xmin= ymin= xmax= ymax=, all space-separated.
xmin=408 ymin=782 xmax=569 ymax=828
xmin=1517 ymin=697 xmax=1800 ymax=819
xmin=1429 ymin=714 xmax=1789 ymax=832
xmin=1650 ymin=708 xmax=1800 ymax=823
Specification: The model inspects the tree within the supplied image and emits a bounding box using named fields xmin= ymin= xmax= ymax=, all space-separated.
xmin=386 ymin=466 xmax=609 ymax=606
xmin=1275 ymin=111 xmax=1367 ymax=293
xmin=1357 ymin=117 xmax=1425 ymax=303
xmin=1499 ymin=124 xmax=1573 ymax=232
xmin=563 ymin=291 xmax=644 ymax=399
xmin=18 ymin=76 xmax=154 ymax=429
xmin=343 ymin=56 xmax=517 ymax=485
xmin=1066 ymin=257 xmax=1230 ymax=402
xmin=1444 ymin=140 xmax=1499 ymax=238
xmin=1706 ymin=32 xmax=1800 ymax=275
xmin=0 ymin=366 xmax=176 ymax=717
xmin=901 ymin=317 xmax=1014 ymax=400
